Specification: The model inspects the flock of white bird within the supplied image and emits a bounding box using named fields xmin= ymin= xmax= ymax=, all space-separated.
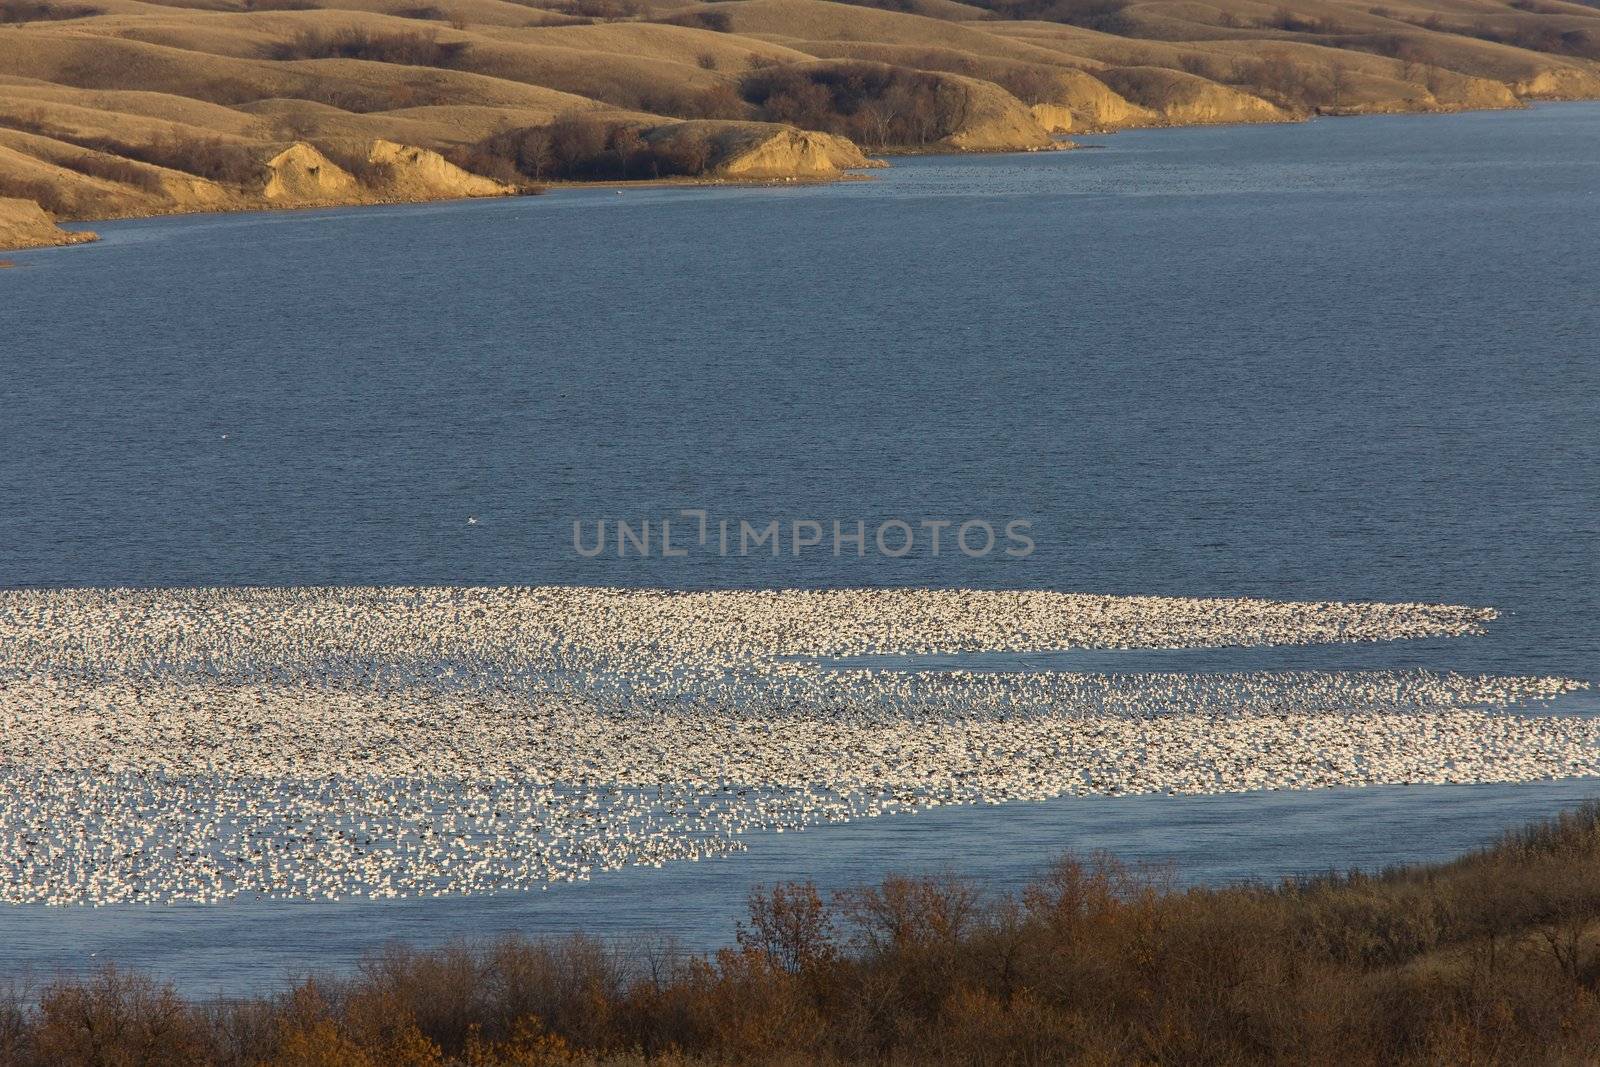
xmin=0 ymin=586 xmax=1590 ymax=905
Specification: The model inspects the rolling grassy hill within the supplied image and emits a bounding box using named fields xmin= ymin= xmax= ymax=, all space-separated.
xmin=2 ymin=0 xmax=1598 ymax=244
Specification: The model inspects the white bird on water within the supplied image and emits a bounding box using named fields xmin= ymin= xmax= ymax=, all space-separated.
xmin=0 ymin=585 xmax=1585 ymax=906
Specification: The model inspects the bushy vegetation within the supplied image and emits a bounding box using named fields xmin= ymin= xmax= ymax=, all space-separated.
xmin=0 ymin=0 xmax=101 ymax=22
xmin=63 ymin=151 xmax=169 ymax=193
xmin=241 ymin=0 xmax=321 ymax=10
xmin=987 ymin=65 xmax=1066 ymax=106
xmin=822 ymin=0 xmax=929 ymax=13
xmin=268 ymin=26 xmax=471 ymax=67
xmin=1455 ymin=20 xmax=1600 ymax=60
xmin=740 ymin=62 xmax=966 ymax=147
xmin=0 ymin=113 xmax=268 ymax=190
xmin=0 ymin=174 xmax=81 ymax=216
xmin=561 ymin=59 xmax=981 ymax=146
xmin=117 ymin=134 xmax=264 ymax=185
xmin=966 ymin=0 xmax=1135 ymax=33
xmin=393 ymin=3 xmax=448 ymax=19
xmin=5 ymin=803 xmax=1600 ymax=1064
xmin=451 ymin=115 xmax=720 ymax=182
xmin=1174 ymin=49 xmax=1354 ymax=108
xmin=653 ymin=9 xmax=733 ymax=32
xmin=562 ymin=0 xmax=644 ymax=20
xmin=53 ymin=132 xmax=263 ymax=185
xmin=637 ymin=82 xmax=746 ymax=121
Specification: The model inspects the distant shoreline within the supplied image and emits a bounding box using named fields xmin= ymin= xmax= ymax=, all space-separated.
xmin=3 ymin=100 xmax=1593 ymax=255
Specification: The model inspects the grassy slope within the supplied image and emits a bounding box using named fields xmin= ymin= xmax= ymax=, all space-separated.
xmin=6 ymin=802 xmax=1600 ymax=1064
xmin=0 ymin=0 xmax=1596 ymax=240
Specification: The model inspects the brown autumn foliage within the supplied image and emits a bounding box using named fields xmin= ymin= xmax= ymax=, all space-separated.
xmin=0 ymin=174 xmax=83 ymax=215
xmin=966 ymin=0 xmax=1135 ymax=33
xmin=267 ymin=26 xmax=471 ymax=67
xmin=6 ymin=802 xmax=1600 ymax=1064
xmin=654 ymin=9 xmax=733 ymax=32
xmin=62 ymin=151 xmax=170 ymax=193
xmin=0 ymin=0 xmax=101 ymax=21
xmin=1176 ymin=49 xmax=1346 ymax=109
xmin=117 ymin=135 xmax=265 ymax=186
xmin=739 ymin=62 xmax=969 ymax=147
xmin=636 ymin=82 xmax=746 ymax=122
xmin=393 ymin=4 xmax=448 ymax=19
xmin=564 ymin=0 xmax=644 ymax=20
xmin=0 ymin=110 xmax=268 ymax=187
xmin=451 ymin=115 xmax=719 ymax=182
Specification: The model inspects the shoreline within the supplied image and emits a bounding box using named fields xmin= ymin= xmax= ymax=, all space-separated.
xmin=6 ymin=800 xmax=1600 ymax=1062
xmin=3 ymin=99 xmax=1594 ymax=256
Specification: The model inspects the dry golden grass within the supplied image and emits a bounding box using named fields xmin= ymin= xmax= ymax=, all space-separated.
xmin=704 ymin=0 xmax=1076 ymax=62
xmin=0 ymin=0 xmax=1595 ymax=237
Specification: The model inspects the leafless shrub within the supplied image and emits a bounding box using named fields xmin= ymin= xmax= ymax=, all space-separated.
xmin=0 ymin=979 xmax=29 ymax=1065
xmin=738 ymin=881 xmax=838 ymax=975
xmin=656 ymin=8 xmax=732 ymax=30
xmin=0 ymin=175 xmax=83 ymax=216
xmin=452 ymin=114 xmax=723 ymax=182
xmin=268 ymin=26 xmax=471 ymax=66
xmin=6 ymin=804 xmax=1600 ymax=1063
xmin=0 ymin=114 xmax=260 ymax=189
xmin=993 ymin=65 xmax=1062 ymax=104
xmin=29 ymin=967 xmax=209 ymax=1067
xmin=0 ymin=0 xmax=101 ymax=21
xmin=740 ymin=62 xmax=969 ymax=146
xmin=565 ymin=0 xmax=642 ymax=18
xmin=638 ymin=81 xmax=745 ymax=119
xmin=965 ymin=0 xmax=1135 ymax=32
xmin=126 ymin=135 xmax=263 ymax=185
xmin=1266 ymin=4 xmax=1324 ymax=31
xmin=64 ymin=151 xmax=168 ymax=193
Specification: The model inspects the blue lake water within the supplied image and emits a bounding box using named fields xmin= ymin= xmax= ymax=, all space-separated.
xmin=2 ymin=103 xmax=1598 ymax=995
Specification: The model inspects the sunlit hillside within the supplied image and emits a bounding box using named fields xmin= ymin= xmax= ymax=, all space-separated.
xmin=2 ymin=0 xmax=1598 ymax=242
